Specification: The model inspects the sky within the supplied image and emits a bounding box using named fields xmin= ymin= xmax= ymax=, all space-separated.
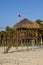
xmin=0 ymin=0 xmax=43 ymax=29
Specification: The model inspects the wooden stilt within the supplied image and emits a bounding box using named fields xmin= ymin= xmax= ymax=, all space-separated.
xmin=41 ymin=38 xmax=43 ymax=45
xmin=32 ymin=39 xmax=35 ymax=51
xmin=21 ymin=40 xmax=23 ymax=50
xmin=27 ymin=40 xmax=28 ymax=50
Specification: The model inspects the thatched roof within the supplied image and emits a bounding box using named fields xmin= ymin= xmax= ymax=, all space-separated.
xmin=13 ymin=18 xmax=40 ymax=30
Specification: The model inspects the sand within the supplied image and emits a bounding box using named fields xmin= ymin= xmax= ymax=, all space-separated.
xmin=0 ymin=46 xmax=43 ymax=65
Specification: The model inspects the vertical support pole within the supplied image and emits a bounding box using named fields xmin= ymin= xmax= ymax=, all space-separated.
xmin=41 ymin=38 xmax=42 ymax=45
xmin=21 ymin=40 xmax=23 ymax=50
xmin=36 ymin=30 xmax=38 ymax=45
xmin=4 ymin=35 xmax=6 ymax=53
xmin=32 ymin=39 xmax=35 ymax=51
xmin=27 ymin=40 xmax=28 ymax=50
xmin=16 ymin=31 xmax=18 ymax=51
xmin=4 ymin=42 xmax=5 ymax=53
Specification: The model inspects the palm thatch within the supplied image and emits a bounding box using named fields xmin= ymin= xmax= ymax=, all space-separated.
xmin=13 ymin=18 xmax=40 ymax=30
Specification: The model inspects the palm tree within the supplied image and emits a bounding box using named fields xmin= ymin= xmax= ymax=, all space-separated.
xmin=0 ymin=31 xmax=5 ymax=44
xmin=5 ymin=26 xmax=10 ymax=45
xmin=5 ymin=26 xmax=14 ymax=45
xmin=4 ymin=26 xmax=15 ymax=53
xmin=36 ymin=19 xmax=43 ymax=45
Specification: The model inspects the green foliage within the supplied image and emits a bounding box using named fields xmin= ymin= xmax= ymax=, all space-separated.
xmin=41 ymin=24 xmax=43 ymax=30
xmin=36 ymin=19 xmax=43 ymax=30
xmin=36 ymin=19 xmax=42 ymax=24
xmin=0 ymin=43 xmax=10 ymax=47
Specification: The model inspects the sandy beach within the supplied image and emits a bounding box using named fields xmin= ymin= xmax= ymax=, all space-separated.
xmin=0 ymin=46 xmax=43 ymax=65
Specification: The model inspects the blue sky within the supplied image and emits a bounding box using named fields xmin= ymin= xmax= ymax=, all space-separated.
xmin=0 ymin=0 xmax=43 ymax=29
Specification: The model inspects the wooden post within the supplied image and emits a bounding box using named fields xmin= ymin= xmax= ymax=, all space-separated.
xmin=32 ymin=39 xmax=35 ymax=51
xmin=21 ymin=40 xmax=23 ymax=50
xmin=16 ymin=31 xmax=18 ymax=51
xmin=36 ymin=30 xmax=38 ymax=45
xmin=41 ymin=38 xmax=43 ymax=45
xmin=27 ymin=40 xmax=28 ymax=50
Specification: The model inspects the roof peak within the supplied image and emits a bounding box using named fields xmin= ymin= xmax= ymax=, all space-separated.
xmin=19 ymin=18 xmax=33 ymax=24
